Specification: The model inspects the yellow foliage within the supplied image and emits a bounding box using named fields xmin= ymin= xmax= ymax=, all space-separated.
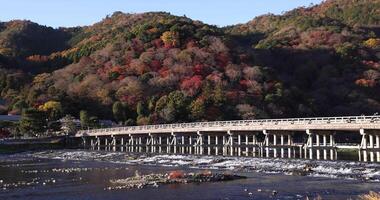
xmin=38 ymin=101 xmax=62 ymax=112
xmin=0 ymin=48 xmax=12 ymax=56
xmin=33 ymin=73 xmax=51 ymax=85
xmin=160 ymin=31 xmax=180 ymax=47
xmin=364 ymin=38 xmax=380 ymax=48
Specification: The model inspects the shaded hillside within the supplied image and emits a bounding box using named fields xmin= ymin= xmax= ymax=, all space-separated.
xmin=0 ymin=0 xmax=379 ymax=125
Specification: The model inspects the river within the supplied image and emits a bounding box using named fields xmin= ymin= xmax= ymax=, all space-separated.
xmin=0 ymin=150 xmax=379 ymax=200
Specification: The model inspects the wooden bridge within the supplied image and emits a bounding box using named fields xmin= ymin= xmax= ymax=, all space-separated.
xmin=76 ymin=115 xmax=380 ymax=162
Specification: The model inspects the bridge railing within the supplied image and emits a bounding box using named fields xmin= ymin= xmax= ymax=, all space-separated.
xmin=77 ymin=115 xmax=380 ymax=136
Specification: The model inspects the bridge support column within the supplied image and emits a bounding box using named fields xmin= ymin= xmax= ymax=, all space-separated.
xmin=158 ymin=136 xmax=162 ymax=153
xmin=288 ymin=134 xmax=292 ymax=158
xmin=360 ymin=129 xmax=368 ymax=162
xmin=120 ymin=137 xmax=124 ymax=152
xmin=263 ymin=130 xmax=269 ymax=158
xmin=166 ymin=136 xmax=170 ymax=153
xmin=237 ymin=134 xmax=241 ymax=156
xmin=252 ymin=134 xmax=258 ymax=157
xmin=215 ymin=136 xmax=219 ymax=155
xmin=208 ymin=135 xmax=211 ymax=155
xmin=182 ymin=135 xmax=185 ymax=154
xmin=82 ymin=137 xmax=87 ymax=149
xmin=90 ymin=138 xmax=94 ymax=150
xmin=306 ymin=130 xmax=313 ymax=159
xmin=171 ymin=133 xmax=177 ymax=154
xmin=105 ymin=138 xmax=109 ymax=151
xmin=128 ymin=135 xmax=134 ymax=153
xmin=370 ymin=134 xmax=374 ymax=162
xmin=376 ymin=135 xmax=380 ymax=162
xmin=195 ymin=131 xmax=203 ymax=155
xmin=316 ymin=134 xmax=320 ymax=160
xmin=227 ymin=130 xmax=233 ymax=156
xmin=245 ymin=135 xmax=249 ymax=156
xmin=330 ymin=134 xmax=336 ymax=160
xmin=189 ymin=136 xmax=193 ymax=154
xmin=96 ymin=137 xmax=100 ymax=150
xmin=273 ymin=134 xmax=277 ymax=158
xmin=323 ymin=135 xmax=327 ymax=160
xmin=280 ymin=134 xmax=284 ymax=158
xmin=112 ymin=136 xmax=116 ymax=152
xmin=146 ymin=134 xmax=152 ymax=153
xmin=222 ymin=135 xmax=227 ymax=155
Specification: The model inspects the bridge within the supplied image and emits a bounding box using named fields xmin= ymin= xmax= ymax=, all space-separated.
xmin=76 ymin=115 xmax=380 ymax=162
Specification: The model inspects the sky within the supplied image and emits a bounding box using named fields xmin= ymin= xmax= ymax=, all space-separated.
xmin=0 ymin=0 xmax=324 ymax=28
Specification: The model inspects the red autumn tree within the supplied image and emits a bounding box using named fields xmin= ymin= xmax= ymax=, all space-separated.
xmin=180 ymin=75 xmax=203 ymax=96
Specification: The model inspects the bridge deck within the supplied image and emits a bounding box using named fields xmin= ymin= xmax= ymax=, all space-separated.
xmin=76 ymin=115 xmax=380 ymax=137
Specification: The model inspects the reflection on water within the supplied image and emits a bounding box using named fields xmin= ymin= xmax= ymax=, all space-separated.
xmin=0 ymin=150 xmax=380 ymax=200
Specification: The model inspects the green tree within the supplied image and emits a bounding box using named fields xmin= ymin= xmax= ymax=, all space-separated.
xmin=190 ymin=98 xmax=205 ymax=120
xmin=19 ymin=108 xmax=47 ymax=136
xmin=12 ymin=99 xmax=28 ymax=112
xmin=112 ymin=101 xmax=125 ymax=124
xmin=136 ymin=101 xmax=148 ymax=117
xmin=213 ymin=84 xmax=226 ymax=107
xmin=79 ymin=110 xmax=90 ymax=129
xmin=89 ymin=116 xmax=99 ymax=128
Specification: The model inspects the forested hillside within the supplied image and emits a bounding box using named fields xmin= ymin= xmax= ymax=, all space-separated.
xmin=0 ymin=0 xmax=379 ymax=128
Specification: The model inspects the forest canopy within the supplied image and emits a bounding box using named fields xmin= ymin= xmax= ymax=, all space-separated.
xmin=0 ymin=0 xmax=379 ymax=129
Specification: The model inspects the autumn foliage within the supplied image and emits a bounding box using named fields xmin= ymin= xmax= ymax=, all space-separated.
xmin=0 ymin=0 xmax=379 ymax=125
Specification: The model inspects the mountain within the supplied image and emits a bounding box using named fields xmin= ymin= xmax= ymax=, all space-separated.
xmin=0 ymin=0 xmax=379 ymax=125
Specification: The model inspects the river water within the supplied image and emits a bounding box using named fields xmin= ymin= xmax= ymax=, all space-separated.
xmin=0 ymin=150 xmax=380 ymax=200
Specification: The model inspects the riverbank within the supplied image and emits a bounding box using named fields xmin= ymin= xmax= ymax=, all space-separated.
xmin=0 ymin=136 xmax=78 ymax=154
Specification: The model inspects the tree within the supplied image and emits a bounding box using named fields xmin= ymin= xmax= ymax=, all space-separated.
xmin=113 ymin=101 xmax=125 ymax=124
xmin=89 ymin=116 xmax=99 ymax=128
xmin=19 ymin=108 xmax=47 ymax=136
xmin=60 ymin=115 xmax=77 ymax=135
xmin=364 ymin=38 xmax=380 ymax=49
xmin=180 ymin=75 xmax=203 ymax=96
xmin=190 ymin=98 xmax=206 ymax=120
xmin=213 ymin=84 xmax=226 ymax=107
xmin=136 ymin=101 xmax=148 ymax=117
xmin=38 ymin=100 xmax=62 ymax=121
xmin=80 ymin=110 xmax=90 ymax=129
xmin=160 ymin=31 xmax=180 ymax=48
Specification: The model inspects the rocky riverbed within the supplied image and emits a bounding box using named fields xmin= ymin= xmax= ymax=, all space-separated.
xmin=107 ymin=170 xmax=246 ymax=190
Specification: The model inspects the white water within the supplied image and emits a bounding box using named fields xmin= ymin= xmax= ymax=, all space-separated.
xmin=28 ymin=150 xmax=380 ymax=182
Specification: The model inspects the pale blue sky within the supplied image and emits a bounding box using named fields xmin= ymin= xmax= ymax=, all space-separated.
xmin=0 ymin=0 xmax=323 ymax=28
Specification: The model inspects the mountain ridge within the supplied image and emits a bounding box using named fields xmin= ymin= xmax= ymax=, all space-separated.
xmin=0 ymin=0 xmax=378 ymax=126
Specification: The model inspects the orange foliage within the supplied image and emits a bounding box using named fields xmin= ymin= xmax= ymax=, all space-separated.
xmin=355 ymin=79 xmax=376 ymax=87
xmin=26 ymin=55 xmax=49 ymax=62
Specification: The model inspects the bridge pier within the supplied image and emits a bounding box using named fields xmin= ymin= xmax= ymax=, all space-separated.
xmin=305 ymin=130 xmax=336 ymax=160
xmin=360 ymin=129 xmax=380 ymax=162
xmin=263 ymin=130 xmax=295 ymax=159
